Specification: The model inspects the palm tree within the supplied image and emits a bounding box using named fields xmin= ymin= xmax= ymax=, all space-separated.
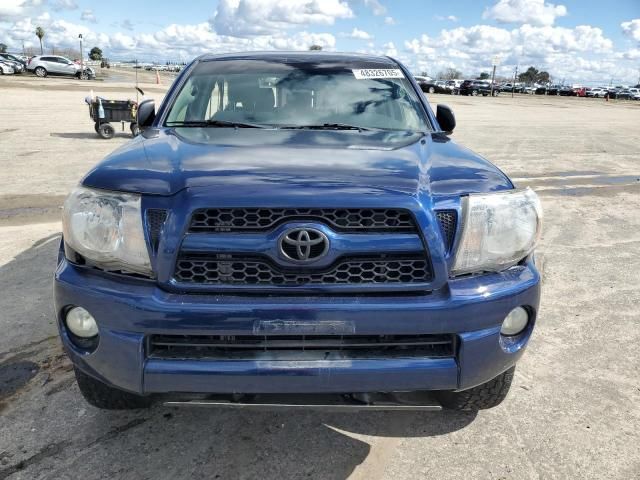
xmin=35 ymin=27 xmax=45 ymax=54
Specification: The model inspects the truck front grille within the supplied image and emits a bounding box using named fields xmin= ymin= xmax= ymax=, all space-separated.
xmin=173 ymin=254 xmax=431 ymax=286
xmin=189 ymin=208 xmax=418 ymax=233
xmin=435 ymin=210 xmax=457 ymax=252
xmin=148 ymin=334 xmax=455 ymax=360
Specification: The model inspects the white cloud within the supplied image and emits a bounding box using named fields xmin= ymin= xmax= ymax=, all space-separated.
xmin=621 ymin=19 xmax=640 ymax=42
xmin=435 ymin=15 xmax=458 ymax=22
xmin=362 ymin=0 xmax=386 ymax=16
xmin=403 ymin=23 xmax=621 ymax=83
xmin=382 ymin=41 xmax=397 ymax=56
xmin=384 ymin=16 xmax=395 ymax=25
xmin=346 ymin=27 xmax=372 ymax=40
xmin=52 ymin=0 xmax=78 ymax=11
xmin=0 ymin=0 xmax=28 ymax=20
xmin=212 ymin=0 xmax=353 ymax=36
xmin=81 ymin=9 xmax=97 ymax=23
xmin=617 ymin=48 xmax=640 ymax=60
xmin=484 ymin=0 xmax=567 ymax=27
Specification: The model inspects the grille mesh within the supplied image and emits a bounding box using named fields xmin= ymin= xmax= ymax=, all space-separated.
xmin=436 ymin=211 xmax=457 ymax=251
xmin=174 ymin=255 xmax=431 ymax=286
xmin=189 ymin=208 xmax=417 ymax=233
xmin=146 ymin=209 xmax=168 ymax=251
xmin=149 ymin=334 xmax=455 ymax=359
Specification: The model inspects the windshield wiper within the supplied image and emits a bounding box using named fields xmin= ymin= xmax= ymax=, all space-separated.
xmin=279 ymin=123 xmax=375 ymax=131
xmin=166 ymin=119 xmax=268 ymax=129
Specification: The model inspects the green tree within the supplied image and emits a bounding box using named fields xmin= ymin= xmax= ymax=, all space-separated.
xmin=89 ymin=46 xmax=102 ymax=60
xmin=437 ymin=68 xmax=462 ymax=80
xmin=518 ymin=66 xmax=551 ymax=85
xmin=0 ymin=43 xmax=7 ymax=53
xmin=309 ymin=44 xmax=323 ymax=51
xmin=478 ymin=72 xmax=490 ymax=80
xmin=536 ymin=70 xmax=550 ymax=83
xmin=35 ymin=26 xmax=45 ymax=54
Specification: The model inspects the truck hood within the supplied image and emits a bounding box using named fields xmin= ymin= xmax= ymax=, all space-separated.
xmin=82 ymin=128 xmax=512 ymax=197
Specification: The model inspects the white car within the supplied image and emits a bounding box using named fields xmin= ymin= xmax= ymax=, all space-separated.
xmin=27 ymin=55 xmax=95 ymax=79
xmin=587 ymin=87 xmax=607 ymax=98
xmin=0 ymin=61 xmax=15 ymax=75
xmin=628 ymin=88 xmax=640 ymax=100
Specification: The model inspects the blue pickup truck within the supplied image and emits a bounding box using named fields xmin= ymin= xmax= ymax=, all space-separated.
xmin=55 ymin=52 xmax=542 ymax=411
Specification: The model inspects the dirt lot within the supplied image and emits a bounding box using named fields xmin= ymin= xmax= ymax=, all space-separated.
xmin=0 ymin=71 xmax=639 ymax=480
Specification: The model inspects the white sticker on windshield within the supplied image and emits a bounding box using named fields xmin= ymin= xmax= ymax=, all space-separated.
xmin=352 ymin=68 xmax=404 ymax=79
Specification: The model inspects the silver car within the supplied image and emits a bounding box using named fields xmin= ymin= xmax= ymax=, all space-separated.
xmin=0 ymin=54 xmax=25 ymax=73
xmin=27 ymin=55 xmax=95 ymax=79
xmin=0 ymin=61 xmax=15 ymax=75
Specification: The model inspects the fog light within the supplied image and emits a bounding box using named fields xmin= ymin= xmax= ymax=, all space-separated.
xmin=66 ymin=307 xmax=98 ymax=338
xmin=501 ymin=307 xmax=529 ymax=336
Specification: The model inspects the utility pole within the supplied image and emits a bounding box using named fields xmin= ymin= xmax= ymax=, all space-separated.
xmin=78 ymin=34 xmax=83 ymax=79
xmin=490 ymin=55 xmax=500 ymax=97
xmin=135 ymin=59 xmax=139 ymax=103
xmin=513 ymin=65 xmax=518 ymax=98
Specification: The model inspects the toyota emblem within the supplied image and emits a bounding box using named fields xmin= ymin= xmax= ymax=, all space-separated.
xmin=279 ymin=228 xmax=329 ymax=262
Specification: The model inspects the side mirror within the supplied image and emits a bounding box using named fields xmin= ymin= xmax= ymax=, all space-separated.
xmin=436 ymin=104 xmax=456 ymax=134
xmin=137 ymin=99 xmax=155 ymax=129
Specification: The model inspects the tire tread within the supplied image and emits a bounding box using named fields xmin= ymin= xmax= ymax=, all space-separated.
xmin=435 ymin=366 xmax=515 ymax=411
xmin=75 ymin=368 xmax=151 ymax=410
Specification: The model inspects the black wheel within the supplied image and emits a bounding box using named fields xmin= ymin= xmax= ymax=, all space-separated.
xmin=74 ymin=367 xmax=151 ymax=410
xmin=428 ymin=86 xmax=435 ymax=94
xmin=130 ymin=123 xmax=140 ymax=137
xmin=98 ymin=123 xmax=115 ymax=139
xmin=94 ymin=122 xmax=100 ymax=133
xmin=34 ymin=66 xmax=47 ymax=77
xmin=434 ymin=366 xmax=515 ymax=411
xmin=471 ymin=90 xmax=478 ymax=96
xmin=492 ymin=90 xmax=498 ymax=97
xmin=79 ymin=71 xmax=89 ymax=80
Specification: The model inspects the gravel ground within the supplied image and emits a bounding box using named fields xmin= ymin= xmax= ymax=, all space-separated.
xmin=0 ymin=72 xmax=639 ymax=480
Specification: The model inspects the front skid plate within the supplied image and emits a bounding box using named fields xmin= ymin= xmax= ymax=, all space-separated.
xmin=163 ymin=392 xmax=442 ymax=411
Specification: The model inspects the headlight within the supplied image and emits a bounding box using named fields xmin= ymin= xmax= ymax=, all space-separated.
xmin=62 ymin=186 xmax=152 ymax=276
xmin=452 ymin=188 xmax=542 ymax=276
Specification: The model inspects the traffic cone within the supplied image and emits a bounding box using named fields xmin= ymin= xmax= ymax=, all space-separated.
xmin=156 ymin=69 xmax=160 ymax=85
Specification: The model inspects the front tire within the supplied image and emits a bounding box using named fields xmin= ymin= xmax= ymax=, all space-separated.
xmin=471 ymin=90 xmax=478 ymax=96
xmin=98 ymin=123 xmax=115 ymax=139
xmin=75 ymin=367 xmax=151 ymax=410
xmin=434 ymin=366 xmax=515 ymax=411
xmin=428 ymin=86 xmax=435 ymax=94
xmin=35 ymin=66 xmax=47 ymax=77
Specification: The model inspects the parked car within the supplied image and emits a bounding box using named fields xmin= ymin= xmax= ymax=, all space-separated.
xmin=586 ymin=87 xmax=607 ymax=98
xmin=27 ymin=55 xmax=95 ymax=79
xmin=0 ymin=57 xmax=24 ymax=73
xmin=0 ymin=53 xmax=26 ymax=70
xmin=628 ymin=88 xmax=640 ymax=100
xmin=499 ymin=83 xmax=525 ymax=93
xmin=546 ymin=85 xmax=560 ymax=95
xmin=414 ymin=76 xmax=448 ymax=94
xmin=0 ymin=61 xmax=15 ymax=75
xmin=55 ymin=51 xmax=542 ymax=412
xmin=571 ymin=87 xmax=587 ymax=97
xmin=459 ymin=80 xmax=498 ymax=96
xmin=445 ymin=79 xmax=462 ymax=93
xmin=609 ymin=89 xmax=634 ymax=100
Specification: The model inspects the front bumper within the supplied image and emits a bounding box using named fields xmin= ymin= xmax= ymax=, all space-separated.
xmin=54 ymin=258 xmax=540 ymax=396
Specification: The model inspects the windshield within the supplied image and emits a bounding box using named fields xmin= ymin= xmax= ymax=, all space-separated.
xmin=164 ymin=59 xmax=429 ymax=132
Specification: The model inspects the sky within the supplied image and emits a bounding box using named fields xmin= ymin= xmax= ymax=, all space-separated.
xmin=0 ymin=0 xmax=639 ymax=85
